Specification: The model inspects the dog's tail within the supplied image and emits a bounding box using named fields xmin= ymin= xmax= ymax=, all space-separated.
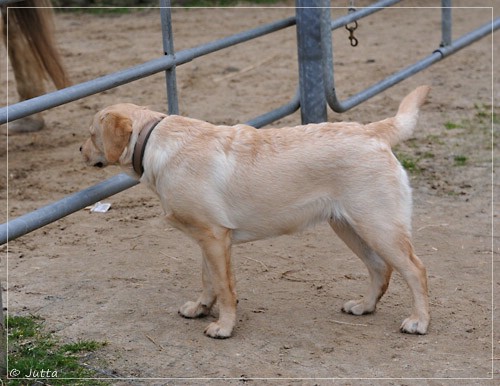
xmin=366 ymin=85 xmax=431 ymax=147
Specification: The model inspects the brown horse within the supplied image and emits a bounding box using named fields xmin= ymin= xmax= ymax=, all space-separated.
xmin=1 ymin=0 xmax=70 ymax=133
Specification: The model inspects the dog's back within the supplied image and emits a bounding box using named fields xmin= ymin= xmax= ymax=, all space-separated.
xmin=147 ymin=88 xmax=430 ymax=244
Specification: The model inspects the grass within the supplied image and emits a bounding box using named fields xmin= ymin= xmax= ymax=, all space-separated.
xmin=474 ymin=103 xmax=500 ymax=124
xmin=54 ymin=0 xmax=280 ymax=12
xmin=394 ymin=146 xmax=435 ymax=173
xmin=453 ymin=155 xmax=467 ymax=166
xmin=176 ymin=0 xmax=279 ymax=5
xmin=445 ymin=104 xmax=498 ymax=132
xmin=444 ymin=121 xmax=462 ymax=130
xmin=56 ymin=6 xmax=146 ymax=15
xmin=6 ymin=315 xmax=108 ymax=385
xmin=394 ymin=101 xmax=497 ymax=196
xmin=394 ymin=152 xmax=419 ymax=173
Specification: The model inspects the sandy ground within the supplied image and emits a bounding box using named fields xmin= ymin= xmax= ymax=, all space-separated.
xmin=1 ymin=1 xmax=499 ymax=384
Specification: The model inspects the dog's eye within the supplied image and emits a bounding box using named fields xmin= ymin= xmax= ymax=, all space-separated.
xmin=90 ymin=133 xmax=99 ymax=147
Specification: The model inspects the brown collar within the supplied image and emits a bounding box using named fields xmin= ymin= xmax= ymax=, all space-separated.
xmin=132 ymin=118 xmax=164 ymax=176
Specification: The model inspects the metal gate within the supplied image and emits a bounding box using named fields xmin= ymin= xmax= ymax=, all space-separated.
xmin=1 ymin=0 xmax=498 ymax=244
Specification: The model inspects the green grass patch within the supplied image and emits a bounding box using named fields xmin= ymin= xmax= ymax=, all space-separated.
xmin=444 ymin=104 xmax=499 ymax=133
xmin=394 ymin=152 xmax=419 ymax=173
xmin=474 ymin=103 xmax=488 ymax=117
xmin=400 ymin=157 xmax=417 ymax=172
xmin=56 ymin=7 xmax=145 ymax=15
xmin=54 ymin=0 xmax=279 ymax=11
xmin=444 ymin=121 xmax=462 ymax=130
xmin=394 ymin=150 xmax=436 ymax=173
xmin=177 ymin=0 xmax=279 ymax=5
xmin=6 ymin=315 xmax=108 ymax=385
xmin=453 ymin=155 xmax=467 ymax=166
xmin=77 ymin=8 xmax=138 ymax=14
xmin=474 ymin=103 xmax=500 ymax=125
xmin=425 ymin=134 xmax=445 ymax=146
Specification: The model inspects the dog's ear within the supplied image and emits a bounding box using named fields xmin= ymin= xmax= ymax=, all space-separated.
xmin=101 ymin=112 xmax=133 ymax=164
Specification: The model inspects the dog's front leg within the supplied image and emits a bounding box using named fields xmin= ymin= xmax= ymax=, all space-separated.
xmin=182 ymin=226 xmax=237 ymax=338
xmin=201 ymin=228 xmax=237 ymax=338
xmin=179 ymin=257 xmax=216 ymax=318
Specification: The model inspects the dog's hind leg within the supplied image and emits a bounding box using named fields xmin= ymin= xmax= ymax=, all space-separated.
xmin=329 ymin=219 xmax=393 ymax=316
xmin=339 ymin=217 xmax=429 ymax=334
xmin=381 ymin=234 xmax=429 ymax=334
xmin=388 ymin=235 xmax=429 ymax=334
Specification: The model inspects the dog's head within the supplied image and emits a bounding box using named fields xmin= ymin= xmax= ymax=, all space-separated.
xmin=81 ymin=103 xmax=163 ymax=171
xmin=80 ymin=104 xmax=135 ymax=169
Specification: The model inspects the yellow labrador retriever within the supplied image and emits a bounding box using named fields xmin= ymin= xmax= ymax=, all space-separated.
xmin=81 ymin=86 xmax=430 ymax=338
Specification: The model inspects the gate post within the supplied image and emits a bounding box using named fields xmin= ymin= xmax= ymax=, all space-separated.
xmin=295 ymin=0 xmax=330 ymax=124
xmin=160 ymin=0 xmax=179 ymax=115
xmin=441 ymin=0 xmax=452 ymax=47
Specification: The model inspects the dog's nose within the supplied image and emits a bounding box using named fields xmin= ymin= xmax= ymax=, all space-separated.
xmin=79 ymin=146 xmax=82 ymax=152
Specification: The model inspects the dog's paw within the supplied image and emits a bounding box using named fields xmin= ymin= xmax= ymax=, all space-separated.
xmin=342 ymin=299 xmax=375 ymax=315
xmin=179 ymin=301 xmax=210 ymax=319
xmin=204 ymin=321 xmax=233 ymax=339
xmin=400 ymin=317 xmax=429 ymax=335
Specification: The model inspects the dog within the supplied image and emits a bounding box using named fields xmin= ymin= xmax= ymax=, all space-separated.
xmin=81 ymin=86 xmax=430 ymax=339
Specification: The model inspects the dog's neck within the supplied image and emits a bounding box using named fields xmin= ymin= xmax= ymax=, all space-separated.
xmin=132 ymin=118 xmax=164 ymax=176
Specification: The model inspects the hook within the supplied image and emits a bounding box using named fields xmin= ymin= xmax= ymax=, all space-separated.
xmin=345 ymin=20 xmax=359 ymax=47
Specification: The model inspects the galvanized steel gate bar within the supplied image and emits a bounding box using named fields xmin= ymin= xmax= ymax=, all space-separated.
xmin=1 ymin=1 xmax=498 ymax=244
xmin=0 ymin=3 xmax=297 ymax=123
xmin=296 ymin=0 xmax=499 ymax=121
xmin=322 ymin=2 xmax=499 ymax=114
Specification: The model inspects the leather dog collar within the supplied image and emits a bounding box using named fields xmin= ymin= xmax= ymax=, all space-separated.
xmin=132 ymin=118 xmax=164 ymax=176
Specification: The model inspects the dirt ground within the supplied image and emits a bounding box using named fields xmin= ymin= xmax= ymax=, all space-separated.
xmin=1 ymin=1 xmax=499 ymax=384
